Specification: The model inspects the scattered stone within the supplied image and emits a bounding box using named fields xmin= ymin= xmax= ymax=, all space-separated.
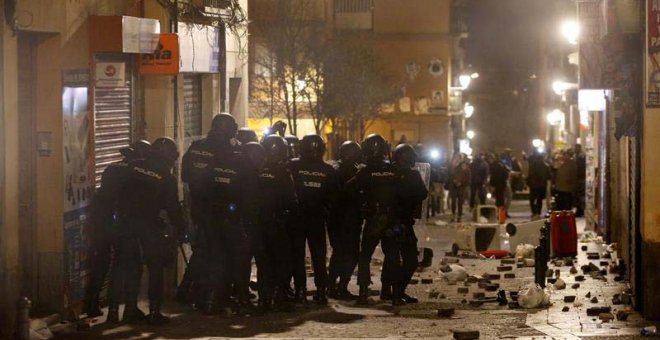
xmin=599 ymin=313 xmax=615 ymax=322
xmin=554 ymin=269 xmax=561 ymax=277
xmin=564 ymin=258 xmax=574 ymax=266
xmin=587 ymin=306 xmax=611 ymax=316
xmin=562 ymin=306 xmax=570 ymax=312
xmin=485 ymin=283 xmax=500 ymax=292
xmin=571 ymin=283 xmax=580 ymax=289
xmin=616 ymin=310 xmax=630 ymax=321
xmin=553 ymin=259 xmax=564 ymax=267
xmin=524 ymin=259 xmax=535 ymax=267
xmin=410 ymin=279 xmax=419 ymax=284
xmin=458 ymin=287 xmax=469 ymax=294
xmin=501 ymin=259 xmax=516 ymax=265
xmin=473 ymin=292 xmax=485 ymax=300
xmin=504 ymin=273 xmax=516 ymax=279
xmin=466 ymin=276 xmax=479 ymax=283
xmin=590 ymin=297 xmax=599 ymax=303
xmin=508 ymin=301 xmax=520 ymax=309
xmin=437 ymin=308 xmax=455 ymax=318
xmin=581 ymin=245 xmax=588 ymax=251
xmin=564 ymin=295 xmax=576 ymax=303
xmin=516 ymin=263 xmax=524 ymax=268
xmin=546 ymin=269 xmax=554 ymax=278
xmin=477 ymin=281 xmax=491 ymax=289
xmin=509 ymin=291 xmax=519 ymax=301
xmin=575 ymin=275 xmax=585 ymax=281
xmin=488 ymin=274 xmax=501 ymax=280
xmin=603 ymin=252 xmax=612 ymax=259
xmin=613 ymin=276 xmax=624 ymax=282
xmin=587 ymin=252 xmax=600 ymax=259
xmin=497 ymin=266 xmax=512 ymax=272
xmin=585 ymin=292 xmax=591 ymax=298
xmin=453 ymin=330 xmax=480 ymax=340
xmin=570 ymin=267 xmax=578 ymax=274
xmin=600 ymin=261 xmax=610 ymax=267
xmin=554 ymin=278 xmax=566 ymax=290
xmin=422 ymin=278 xmax=433 ymax=284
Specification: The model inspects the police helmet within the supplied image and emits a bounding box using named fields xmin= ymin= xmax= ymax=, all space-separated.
xmin=236 ymin=127 xmax=258 ymax=145
xmin=339 ymin=141 xmax=361 ymax=164
xmin=151 ymin=137 xmax=180 ymax=165
xmin=262 ymin=135 xmax=289 ymax=164
xmin=300 ymin=134 xmax=326 ymax=160
xmin=285 ymin=135 xmax=300 ymax=159
xmin=243 ymin=142 xmax=266 ymax=170
xmin=393 ymin=143 xmax=417 ymax=169
xmin=119 ymin=140 xmax=151 ymax=159
xmin=210 ymin=113 xmax=238 ymax=139
xmin=361 ymin=134 xmax=388 ymax=162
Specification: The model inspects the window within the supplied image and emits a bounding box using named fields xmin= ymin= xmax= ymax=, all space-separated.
xmin=334 ymin=0 xmax=372 ymax=13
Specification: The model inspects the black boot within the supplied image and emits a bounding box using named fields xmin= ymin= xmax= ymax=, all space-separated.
xmin=294 ymin=288 xmax=308 ymax=304
xmin=106 ymin=307 xmax=120 ymax=324
xmin=326 ymin=281 xmax=338 ymax=299
xmin=358 ymin=286 xmax=369 ymax=305
xmin=313 ymin=289 xmax=328 ymax=305
xmin=236 ymin=300 xmax=257 ymax=317
xmin=392 ymin=286 xmax=406 ymax=306
xmin=123 ymin=306 xmax=147 ymax=324
xmin=147 ymin=304 xmax=170 ymax=325
xmin=380 ymin=284 xmax=392 ymax=301
xmin=336 ymin=285 xmax=359 ymax=301
xmin=402 ymin=293 xmax=418 ymax=304
xmin=202 ymin=290 xmax=218 ymax=315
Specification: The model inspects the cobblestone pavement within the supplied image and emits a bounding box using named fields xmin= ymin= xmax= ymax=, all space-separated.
xmin=59 ymin=200 xmax=655 ymax=339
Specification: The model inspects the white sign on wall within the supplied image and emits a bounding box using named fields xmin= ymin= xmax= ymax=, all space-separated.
xmin=95 ymin=62 xmax=125 ymax=88
xmin=178 ymin=22 xmax=221 ymax=73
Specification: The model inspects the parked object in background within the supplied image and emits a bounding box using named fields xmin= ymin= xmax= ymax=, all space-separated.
xmin=550 ymin=211 xmax=578 ymax=257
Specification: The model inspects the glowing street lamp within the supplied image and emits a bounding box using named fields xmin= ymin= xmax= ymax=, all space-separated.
xmin=561 ymin=20 xmax=580 ymax=45
xmin=464 ymin=102 xmax=475 ymax=118
xmin=459 ymin=74 xmax=472 ymax=89
xmin=547 ymin=109 xmax=565 ymax=126
xmin=470 ymin=72 xmax=480 ymax=79
xmin=552 ymin=80 xmax=577 ymax=96
xmin=430 ymin=149 xmax=441 ymax=160
xmin=532 ymin=139 xmax=543 ymax=148
xmin=466 ymin=130 xmax=475 ymax=140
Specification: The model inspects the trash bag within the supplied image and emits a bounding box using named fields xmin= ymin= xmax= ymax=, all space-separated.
xmin=438 ymin=264 xmax=468 ymax=282
xmin=518 ymin=284 xmax=550 ymax=309
xmin=515 ymin=244 xmax=535 ymax=259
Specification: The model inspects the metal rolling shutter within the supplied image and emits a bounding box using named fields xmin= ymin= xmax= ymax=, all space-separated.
xmin=94 ymin=61 xmax=132 ymax=186
xmin=183 ymin=74 xmax=203 ymax=138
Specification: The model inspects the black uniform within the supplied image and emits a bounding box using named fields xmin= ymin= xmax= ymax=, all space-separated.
xmin=351 ymin=161 xmax=401 ymax=292
xmin=255 ymin=161 xmax=298 ymax=305
xmin=288 ymin=159 xmax=337 ymax=295
xmin=113 ymin=155 xmax=185 ymax=317
xmin=178 ymin=136 xmax=224 ymax=303
xmin=395 ymin=167 xmax=428 ymax=296
xmin=84 ymin=156 xmax=133 ymax=316
xmin=206 ymin=149 xmax=256 ymax=310
xmin=327 ymin=161 xmax=363 ymax=292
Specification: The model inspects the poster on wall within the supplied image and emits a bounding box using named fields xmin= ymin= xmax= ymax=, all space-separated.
xmin=62 ymin=69 xmax=93 ymax=307
xmin=95 ymin=62 xmax=126 ymax=88
xmin=647 ymin=0 xmax=660 ymax=106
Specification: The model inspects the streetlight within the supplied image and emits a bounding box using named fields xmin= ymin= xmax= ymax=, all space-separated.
xmin=532 ymin=138 xmax=543 ymax=148
xmin=459 ymin=74 xmax=472 ymax=89
xmin=430 ymin=149 xmax=441 ymax=160
xmin=561 ymin=20 xmax=580 ymax=45
xmin=470 ymin=72 xmax=480 ymax=79
xmin=552 ymin=80 xmax=577 ymax=96
xmin=466 ymin=130 xmax=475 ymax=140
xmin=547 ymin=109 xmax=565 ymax=126
xmin=464 ymin=102 xmax=475 ymax=118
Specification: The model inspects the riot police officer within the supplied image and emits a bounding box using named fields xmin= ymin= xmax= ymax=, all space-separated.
xmin=255 ymin=136 xmax=298 ymax=312
xmin=114 ymin=137 xmax=186 ymax=324
xmin=392 ymin=144 xmax=428 ymax=304
xmin=86 ymin=140 xmax=150 ymax=320
xmin=285 ymin=135 xmax=301 ymax=159
xmin=178 ymin=113 xmax=240 ymax=306
xmin=206 ymin=119 xmax=258 ymax=316
xmin=288 ymin=134 xmax=337 ymax=304
xmin=327 ymin=141 xmax=363 ymax=300
xmin=350 ymin=134 xmax=403 ymax=306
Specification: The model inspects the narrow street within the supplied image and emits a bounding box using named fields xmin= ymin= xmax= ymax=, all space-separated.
xmin=57 ymin=197 xmax=651 ymax=339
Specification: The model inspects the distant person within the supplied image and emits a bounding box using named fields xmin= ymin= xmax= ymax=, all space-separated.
xmin=488 ymin=153 xmax=510 ymax=214
xmin=574 ymin=144 xmax=586 ymax=217
xmin=526 ymin=150 xmax=551 ymax=220
xmin=469 ymin=153 xmax=489 ymax=209
xmin=553 ymin=150 xmax=577 ymax=211
xmin=500 ymin=149 xmax=514 ymax=215
xmin=449 ymin=158 xmax=470 ymax=222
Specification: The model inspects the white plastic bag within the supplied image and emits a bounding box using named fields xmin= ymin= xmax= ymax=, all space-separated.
xmin=438 ymin=264 xmax=468 ymax=282
xmin=518 ymin=284 xmax=550 ymax=309
xmin=515 ymin=244 xmax=535 ymax=259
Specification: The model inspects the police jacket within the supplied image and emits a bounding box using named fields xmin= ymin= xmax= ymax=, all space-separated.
xmin=333 ymin=161 xmax=363 ymax=215
xmin=182 ymin=135 xmax=239 ymax=201
xmin=208 ymin=150 xmax=257 ymax=219
xmin=92 ymin=155 xmax=139 ymax=233
xmin=257 ymin=161 xmax=298 ymax=221
xmin=288 ymin=158 xmax=338 ymax=211
xmin=117 ymin=156 xmax=185 ymax=237
xmin=396 ymin=167 xmax=428 ymax=226
xmin=349 ymin=160 xmax=398 ymax=215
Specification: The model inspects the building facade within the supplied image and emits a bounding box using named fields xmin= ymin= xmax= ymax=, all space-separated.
xmin=0 ymin=0 xmax=248 ymax=334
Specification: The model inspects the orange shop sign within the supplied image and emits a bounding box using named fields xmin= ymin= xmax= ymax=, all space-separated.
xmin=139 ymin=33 xmax=179 ymax=75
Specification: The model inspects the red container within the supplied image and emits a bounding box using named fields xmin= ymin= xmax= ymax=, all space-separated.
xmin=550 ymin=210 xmax=577 ymax=257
